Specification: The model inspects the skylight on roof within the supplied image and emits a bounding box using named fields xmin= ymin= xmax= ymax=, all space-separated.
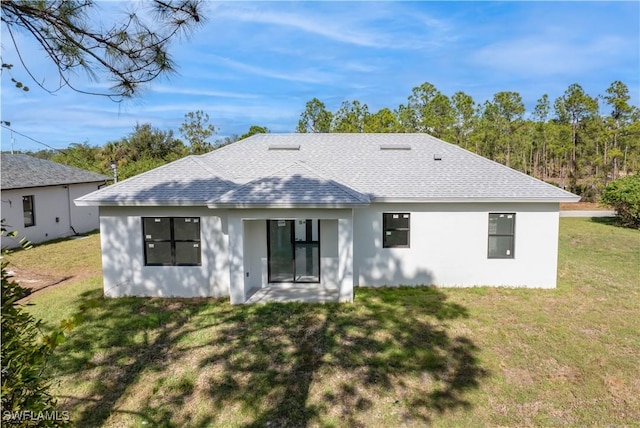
xmin=268 ymin=144 xmax=300 ymax=151
xmin=379 ymin=144 xmax=411 ymax=150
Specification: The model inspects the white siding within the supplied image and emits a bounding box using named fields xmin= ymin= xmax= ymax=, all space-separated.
xmin=353 ymin=202 xmax=560 ymax=288
xmin=99 ymin=206 xmax=230 ymax=298
xmin=97 ymin=202 xmax=561 ymax=301
xmin=0 ymin=183 xmax=101 ymax=248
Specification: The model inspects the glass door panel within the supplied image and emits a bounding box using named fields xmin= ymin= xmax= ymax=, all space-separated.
xmin=268 ymin=220 xmax=294 ymax=282
xmin=294 ymin=243 xmax=320 ymax=282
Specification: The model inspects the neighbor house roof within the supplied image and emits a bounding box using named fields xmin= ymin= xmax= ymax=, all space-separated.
xmin=75 ymin=133 xmax=580 ymax=207
xmin=1 ymin=154 xmax=110 ymax=190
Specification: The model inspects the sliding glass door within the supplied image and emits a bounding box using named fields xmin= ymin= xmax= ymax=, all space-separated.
xmin=267 ymin=219 xmax=320 ymax=283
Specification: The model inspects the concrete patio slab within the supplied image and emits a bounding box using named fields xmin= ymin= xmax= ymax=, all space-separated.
xmin=245 ymin=286 xmax=340 ymax=304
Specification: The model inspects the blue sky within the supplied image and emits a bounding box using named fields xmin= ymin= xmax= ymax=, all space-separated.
xmin=1 ymin=1 xmax=639 ymax=152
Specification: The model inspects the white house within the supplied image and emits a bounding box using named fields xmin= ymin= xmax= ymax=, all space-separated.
xmin=75 ymin=133 xmax=579 ymax=303
xmin=1 ymin=154 xmax=110 ymax=248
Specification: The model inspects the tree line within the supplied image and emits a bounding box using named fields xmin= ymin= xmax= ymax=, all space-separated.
xmin=297 ymin=80 xmax=639 ymax=200
xmin=20 ymin=112 xmax=269 ymax=182
xmin=17 ymin=81 xmax=639 ymax=200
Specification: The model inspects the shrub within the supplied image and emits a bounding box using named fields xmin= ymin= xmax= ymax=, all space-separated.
xmin=601 ymin=175 xmax=640 ymax=228
xmin=1 ymin=227 xmax=71 ymax=426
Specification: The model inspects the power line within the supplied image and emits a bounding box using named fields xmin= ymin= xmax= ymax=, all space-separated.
xmin=0 ymin=124 xmax=105 ymax=173
xmin=1 ymin=124 xmax=68 ymax=154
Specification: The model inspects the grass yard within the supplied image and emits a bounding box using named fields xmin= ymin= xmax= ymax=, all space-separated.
xmin=10 ymin=218 xmax=640 ymax=427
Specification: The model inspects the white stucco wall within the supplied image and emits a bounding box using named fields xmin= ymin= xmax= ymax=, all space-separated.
xmin=96 ymin=202 xmax=560 ymax=301
xmin=353 ymin=202 xmax=560 ymax=288
xmin=1 ymin=183 xmax=101 ymax=248
xmin=99 ymin=206 xmax=229 ymax=298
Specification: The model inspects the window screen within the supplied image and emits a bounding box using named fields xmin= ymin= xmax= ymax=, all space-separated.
xmin=143 ymin=217 xmax=201 ymax=266
xmin=383 ymin=213 xmax=410 ymax=248
xmin=488 ymin=213 xmax=515 ymax=258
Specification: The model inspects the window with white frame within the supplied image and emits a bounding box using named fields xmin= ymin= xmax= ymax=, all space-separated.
xmin=488 ymin=213 xmax=515 ymax=258
xmin=383 ymin=213 xmax=410 ymax=248
xmin=142 ymin=217 xmax=201 ymax=266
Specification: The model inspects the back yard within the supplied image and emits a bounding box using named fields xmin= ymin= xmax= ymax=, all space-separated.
xmin=7 ymin=218 xmax=640 ymax=427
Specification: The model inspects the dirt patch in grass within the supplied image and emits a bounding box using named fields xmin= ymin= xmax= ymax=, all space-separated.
xmin=6 ymin=266 xmax=71 ymax=292
xmin=4 ymin=232 xmax=102 ymax=301
xmin=8 ymin=264 xmax=98 ymax=303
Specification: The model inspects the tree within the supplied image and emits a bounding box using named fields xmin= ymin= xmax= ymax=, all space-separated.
xmin=179 ymin=110 xmax=216 ymax=155
xmin=603 ymin=81 xmax=635 ymax=179
xmin=363 ymin=108 xmax=400 ymax=133
xmin=554 ymin=84 xmax=599 ymax=192
xmin=1 ymin=0 xmax=204 ymax=100
xmin=485 ymin=91 xmax=525 ymax=168
xmin=601 ymin=175 xmax=640 ymax=228
xmin=51 ymin=142 xmax=103 ymax=174
xmin=107 ymin=123 xmax=186 ymax=180
xmin=398 ymin=82 xmax=454 ymax=138
xmin=239 ymin=125 xmax=269 ymax=140
xmin=451 ymin=91 xmax=476 ymax=150
xmin=296 ymin=98 xmax=333 ymax=133
xmin=532 ymin=94 xmax=550 ymax=179
xmin=1 ymin=63 xmax=29 ymax=92
xmin=331 ymin=100 xmax=369 ymax=133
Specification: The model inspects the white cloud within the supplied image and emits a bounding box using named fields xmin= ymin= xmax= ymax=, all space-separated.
xmin=471 ymin=34 xmax=632 ymax=76
xmin=149 ymin=85 xmax=261 ymax=99
xmin=213 ymin=3 xmax=452 ymax=51
xmin=206 ymin=55 xmax=337 ymax=84
xmin=215 ymin=5 xmax=385 ymax=48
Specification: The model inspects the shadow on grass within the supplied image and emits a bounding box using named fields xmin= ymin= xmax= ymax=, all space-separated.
xmin=53 ymin=286 xmax=487 ymax=427
xmin=589 ymin=216 xmax=635 ymax=229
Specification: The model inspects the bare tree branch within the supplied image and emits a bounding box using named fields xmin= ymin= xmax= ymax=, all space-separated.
xmin=0 ymin=0 xmax=205 ymax=101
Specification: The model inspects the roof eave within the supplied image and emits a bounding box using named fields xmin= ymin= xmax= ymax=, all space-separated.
xmin=371 ymin=196 xmax=581 ymax=203
xmin=74 ymin=199 xmax=209 ymax=207
xmin=2 ymin=179 xmax=110 ymax=191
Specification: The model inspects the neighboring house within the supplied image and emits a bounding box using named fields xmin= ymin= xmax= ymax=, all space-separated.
xmin=75 ymin=133 xmax=579 ymax=303
xmin=1 ymin=154 xmax=110 ymax=248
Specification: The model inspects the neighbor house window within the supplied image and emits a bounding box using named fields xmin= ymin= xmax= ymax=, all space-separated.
xmin=383 ymin=213 xmax=410 ymax=248
xmin=143 ymin=217 xmax=201 ymax=266
xmin=488 ymin=213 xmax=515 ymax=258
xmin=23 ymin=195 xmax=35 ymax=227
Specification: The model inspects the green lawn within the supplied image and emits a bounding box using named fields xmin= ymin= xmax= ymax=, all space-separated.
xmin=13 ymin=218 xmax=640 ymax=427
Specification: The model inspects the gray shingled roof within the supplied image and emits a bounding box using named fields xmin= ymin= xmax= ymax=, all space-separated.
xmin=76 ymin=133 xmax=580 ymax=206
xmin=215 ymin=161 xmax=370 ymax=206
xmin=1 ymin=154 xmax=110 ymax=190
